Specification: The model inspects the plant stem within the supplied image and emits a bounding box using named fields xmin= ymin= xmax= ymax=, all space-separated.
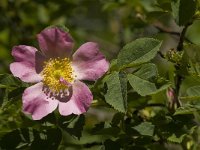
xmin=154 ymin=25 xmax=180 ymax=36
xmin=173 ymin=22 xmax=193 ymax=110
xmin=177 ymin=22 xmax=193 ymax=51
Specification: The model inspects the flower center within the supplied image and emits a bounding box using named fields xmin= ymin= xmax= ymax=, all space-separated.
xmin=42 ymin=57 xmax=74 ymax=93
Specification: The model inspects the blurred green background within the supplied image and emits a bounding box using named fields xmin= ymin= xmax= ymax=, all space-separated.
xmin=1 ymin=0 xmax=200 ymax=74
xmin=0 ymin=0 xmax=189 ymax=72
xmin=1 ymin=0 xmax=200 ymax=72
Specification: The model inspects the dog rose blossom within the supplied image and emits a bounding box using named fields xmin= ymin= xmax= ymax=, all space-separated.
xmin=10 ymin=27 xmax=109 ymax=120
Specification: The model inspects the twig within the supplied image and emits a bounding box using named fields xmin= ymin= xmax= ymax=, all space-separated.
xmin=177 ymin=22 xmax=193 ymax=51
xmin=154 ymin=25 xmax=180 ymax=36
xmin=173 ymin=22 xmax=193 ymax=110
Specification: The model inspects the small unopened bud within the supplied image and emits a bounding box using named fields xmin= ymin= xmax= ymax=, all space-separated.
xmin=167 ymin=87 xmax=175 ymax=101
xmin=166 ymin=88 xmax=181 ymax=112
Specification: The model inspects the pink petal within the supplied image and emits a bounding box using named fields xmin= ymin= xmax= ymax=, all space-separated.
xmin=72 ymin=42 xmax=109 ymax=81
xmin=23 ymin=82 xmax=59 ymax=120
xmin=10 ymin=45 xmax=45 ymax=83
xmin=37 ymin=27 xmax=74 ymax=58
xmin=58 ymin=80 xmax=93 ymax=116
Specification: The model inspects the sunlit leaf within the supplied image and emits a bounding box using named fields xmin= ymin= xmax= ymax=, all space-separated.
xmin=167 ymin=133 xmax=186 ymax=143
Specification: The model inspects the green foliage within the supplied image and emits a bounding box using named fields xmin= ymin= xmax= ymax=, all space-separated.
xmin=105 ymin=71 xmax=127 ymax=112
xmin=0 ymin=128 xmax=62 ymax=149
xmin=174 ymin=104 xmax=200 ymax=115
xmin=171 ymin=0 xmax=197 ymax=25
xmin=187 ymin=86 xmax=200 ymax=98
xmin=156 ymin=0 xmax=172 ymax=10
xmin=167 ymin=133 xmax=186 ymax=143
xmin=133 ymin=122 xmax=155 ymax=137
xmin=180 ymin=86 xmax=200 ymax=100
xmin=134 ymin=63 xmax=158 ymax=81
xmin=0 ymin=74 xmax=28 ymax=107
xmin=128 ymin=74 xmax=157 ymax=96
xmin=92 ymin=121 xmax=120 ymax=137
xmin=127 ymin=73 xmax=169 ymax=96
xmin=61 ymin=115 xmax=85 ymax=140
xmin=117 ymin=38 xmax=162 ymax=69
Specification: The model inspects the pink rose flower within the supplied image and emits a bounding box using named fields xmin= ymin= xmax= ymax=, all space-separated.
xmin=10 ymin=27 xmax=109 ymax=120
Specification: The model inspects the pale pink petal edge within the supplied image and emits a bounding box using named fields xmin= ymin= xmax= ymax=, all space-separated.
xmin=22 ymin=82 xmax=59 ymax=120
xmin=72 ymin=42 xmax=109 ymax=81
xmin=58 ymin=80 xmax=93 ymax=116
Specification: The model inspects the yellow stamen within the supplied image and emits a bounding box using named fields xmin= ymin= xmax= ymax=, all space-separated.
xmin=42 ymin=57 xmax=73 ymax=93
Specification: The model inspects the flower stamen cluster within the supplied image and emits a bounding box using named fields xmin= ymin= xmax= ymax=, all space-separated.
xmin=42 ymin=57 xmax=74 ymax=93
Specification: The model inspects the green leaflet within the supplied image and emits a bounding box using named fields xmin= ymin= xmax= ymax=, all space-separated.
xmin=187 ymin=86 xmax=200 ymax=97
xmin=134 ymin=63 xmax=158 ymax=81
xmin=184 ymin=44 xmax=200 ymax=63
xmin=127 ymin=74 xmax=170 ymax=96
xmin=127 ymin=74 xmax=157 ymax=96
xmin=105 ymin=71 xmax=127 ymax=112
xmin=117 ymin=38 xmax=162 ymax=69
xmin=133 ymin=122 xmax=155 ymax=137
xmin=180 ymin=86 xmax=200 ymax=100
xmin=167 ymin=133 xmax=186 ymax=143
xmin=0 ymin=74 xmax=28 ymax=108
xmin=174 ymin=104 xmax=200 ymax=115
